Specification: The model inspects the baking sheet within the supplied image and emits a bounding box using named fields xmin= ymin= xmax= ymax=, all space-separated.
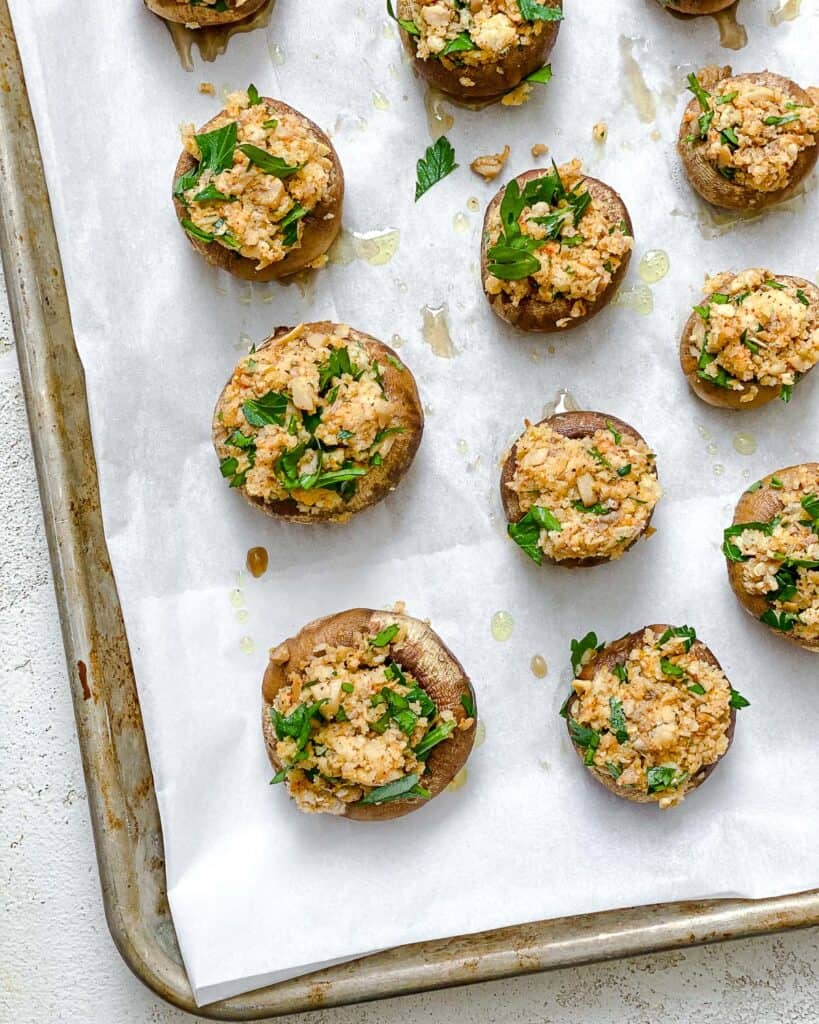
xmin=10 ymin=0 xmax=819 ymax=1007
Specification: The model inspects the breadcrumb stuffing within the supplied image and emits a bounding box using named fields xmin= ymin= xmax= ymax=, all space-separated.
xmin=215 ymin=324 xmax=405 ymax=517
xmin=484 ymin=159 xmax=633 ymax=321
xmin=399 ymin=0 xmax=556 ymax=68
xmin=179 ymin=89 xmax=333 ymax=270
xmin=531 ymin=143 xmax=549 ymax=157
xmin=198 ymin=82 xmax=216 ymax=95
xmin=592 ymin=121 xmax=608 ymax=143
xmin=507 ymin=422 xmax=661 ymax=562
xmin=571 ymin=628 xmax=734 ymax=808
xmin=682 ymin=72 xmax=819 ymax=194
xmin=732 ymin=466 xmax=819 ymax=645
xmin=270 ymin=622 xmax=459 ymax=814
xmin=687 ymin=269 xmax=819 ymax=401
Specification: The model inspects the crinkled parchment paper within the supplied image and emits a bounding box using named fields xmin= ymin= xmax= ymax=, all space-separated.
xmin=10 ymin=0 xmax=819 ymax=1005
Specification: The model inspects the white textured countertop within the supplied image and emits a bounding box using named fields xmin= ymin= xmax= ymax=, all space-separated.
xmin=1 ymin=259 xmax=818 ymax=1021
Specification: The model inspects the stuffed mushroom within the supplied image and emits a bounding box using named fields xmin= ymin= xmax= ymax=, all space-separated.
xmin=501 ymin=411 xmax=661 ymax=567
xmin=389 ymin=0 xmax=562 ymax=103
xmin=173 ymin=87 xmax=344 ymax=281
xmin=145 ymin=0 xmax=268 ymax=27
xmin=678 ymin=68 xmax=819 ymax=210
xmin=481 ymin=161 xmax=634 ymax=332
xmin=213 ymin=322 xmax=423 ymax=523
xmin=680 ymin=269 xmax=819 ymax=409
xmin=724 ymin=465 xmax=819 ymax=652
xmin=262 ymin=609 xmax=477 ymax=819
xmin=563 ymin=625 xmax=747 ymax=808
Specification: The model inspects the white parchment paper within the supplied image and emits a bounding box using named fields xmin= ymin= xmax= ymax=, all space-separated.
xmin=10 ymin=0 xmax=819 ymax=1006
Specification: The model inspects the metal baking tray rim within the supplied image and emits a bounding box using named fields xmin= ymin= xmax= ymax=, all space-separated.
xmin=1 ymin=3 xmax=817 ymax=1016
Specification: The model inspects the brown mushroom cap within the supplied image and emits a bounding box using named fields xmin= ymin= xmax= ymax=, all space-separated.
xmin=500 ymin=411 xmax=659 ymax=568
xmin=726 ymin=464 xmax=819 ymax=653
xmin=212 ymin=323 xmax=424 ymax=524
xmin=660 ymin=0 xmax=736 ymax=13
xmin=397 ymin=1 xmax=562 ymax=102
xmin=480 ymin=169 xmax=633 ymax=333
xmin=145 ymin=0 xmax=269 ymax=28
xmin=679 ymin=274 xmax=819 ymax=410
xmin=677 ymin=71 xmax=819 ymax=210
xmin=564 ymin=625 xmax=737 ymax=804
xmin=172 ymin=99 xmax=344 ymax=281
xmin=262 ymin=609 xmax=477 ymax=821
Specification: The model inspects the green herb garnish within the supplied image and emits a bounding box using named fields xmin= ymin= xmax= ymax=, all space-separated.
xmin=414 ymin=136 xmax=458 ymax=201
xmin=507 ymin=505 xmax=562 ymax=563
xmin=370 ymin=624 xmax=400 ymax=648
xmin=570 ymin=631 xmax=601 ymax=675
xmin=238 ymin=143 xmax=301 ymax=177
xmin=656 ymin=625 xmax=696 ymax=652
xmin=243 ymin=390 xmax=288 ymax=427
xmin=360 ymin=773 xmax=430 ymax=804
xmin=609 ymin=697 xmax=628 ymax=743
xmin=385 ymin=0 xmax=420 ymax=35
xmin=646 ymin=764 xmax=688 ymax=794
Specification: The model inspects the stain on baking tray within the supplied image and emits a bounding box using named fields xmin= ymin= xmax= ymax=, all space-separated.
xmin=162 ymin=0 xmax=276 ymax=72
xmin=77 ymin=659 xmax=91 ymax=700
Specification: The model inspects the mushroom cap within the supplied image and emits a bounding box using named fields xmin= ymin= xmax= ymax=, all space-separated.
xmin=262 ymin=609 xmax=477 ymax=820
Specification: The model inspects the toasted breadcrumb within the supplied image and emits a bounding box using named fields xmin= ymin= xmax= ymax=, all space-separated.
xmin=470 ymin=145 xmax=510 ymax=181
xmin=572 ymin=627 xmax=733 ymax=808
xmin=531 ymin=143 xmax=549 ymax=157
xmin=198 ymin=82 xmax=216 ymax=95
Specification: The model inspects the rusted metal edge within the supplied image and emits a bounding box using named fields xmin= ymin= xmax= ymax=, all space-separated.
xmin=1 ymin=1 xmax=818 ymax=1017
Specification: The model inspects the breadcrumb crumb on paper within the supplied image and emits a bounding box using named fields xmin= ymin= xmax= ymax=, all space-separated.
xmin=470 ymin=145 xmax=510 ymax=181
xmin=198 ymin=82 xmax=216 ymax=95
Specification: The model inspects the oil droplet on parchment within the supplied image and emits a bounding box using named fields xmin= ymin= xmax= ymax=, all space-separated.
xmin=474 ymin=720 xmax=487 ymax=748
xmin=543 ymin=387 xmax=580 ymax=417
xmin=618 ymin=37 xmax=656 ymax=124
xmin=638 ymin=249 xmax=670 ymax=284
xmin=372 ymin=90 xmax=390 ymax=111
xmin=453 ymin=212 xmax=470 ymax=233
xmin=530 ymin=655 xmax=548 ymax=678
xmin=446 ymin=767 xmax=469 ymax=792
xmin=421 ymin=303 xmax=458 ymax=358
xmin=713 ymin=463 xmax=725 ymax=477
xmin=329 ymin=228 xmax=400 ymax=267
xmin=236 ymin=609 xmax=249 ymax=624
xmin=456 ymin=439 xmax=469 ymax=455
xmin=240 ymin=636 xmax=255 ymax=655
xmin=697 ymin=423 xmax=711 ymax=441
xmin=424 ymin=87 xmax=455 ymax=140
xmin=269 ymin=42 xmax=285 ymax=66
xmin=613 ymin=284 xmax=654 ymax=315
xmin=491 ymin=610 xmax=514 ymax=642
xmin=733 ymin=432 xmax=757 ymax=456
xmin=246 ymin=546 xmax=269 ymax=578
xmin=229 ymin=588 xmax=244 ymax=609
xmin=707 ymin=442 xmax=718 ymax=456
xmin=768 ymin=0 xmax=801 ymax=25
xmin=391 ymin=333 xmax=404 ymax=349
